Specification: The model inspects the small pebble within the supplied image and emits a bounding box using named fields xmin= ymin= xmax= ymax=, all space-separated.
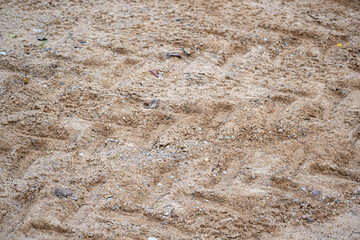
xmin=0 ymin=51 xmax=6 ymax=56
xmin=312 ymin=190 xmax=320 ymax=196
xmin=165 ymin=52 xmax=182 ymax=59
xmin=144 ymin=99 xmax=159 ymax=109
xmin=54 ymin=188 xmax=73 ymax=198
xmin=148 ymin=237 xmax=158 ymax=240
xmin=157 ymin=183 xmax=163 ymax=186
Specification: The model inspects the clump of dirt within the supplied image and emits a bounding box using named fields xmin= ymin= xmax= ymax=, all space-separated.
xmin=0 ymin=0 xmax=359 ymax=239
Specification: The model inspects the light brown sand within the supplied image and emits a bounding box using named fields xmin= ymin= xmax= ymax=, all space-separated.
xmin=0 ymin=0 xmax=359 ymax=239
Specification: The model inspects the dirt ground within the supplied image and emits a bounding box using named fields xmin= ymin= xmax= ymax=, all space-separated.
xmin=0 ymin=0 xmax=360 ymax=239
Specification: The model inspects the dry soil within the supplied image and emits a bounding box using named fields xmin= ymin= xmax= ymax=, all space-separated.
xmin=0 ymin=0 xmax=360 ymax=239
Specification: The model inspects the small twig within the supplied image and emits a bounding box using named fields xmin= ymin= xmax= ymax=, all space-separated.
xmin=29 ymin=138 xmax=38 ymax=150
xmin=149 ymin=69 xmax=158 ymax=77
xmin=308 ymin=13 xmax=319 ymax=20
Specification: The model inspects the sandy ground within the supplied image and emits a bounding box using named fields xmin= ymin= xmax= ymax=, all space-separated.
xmin=0 ymin=0 xmax=360 ymax=239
